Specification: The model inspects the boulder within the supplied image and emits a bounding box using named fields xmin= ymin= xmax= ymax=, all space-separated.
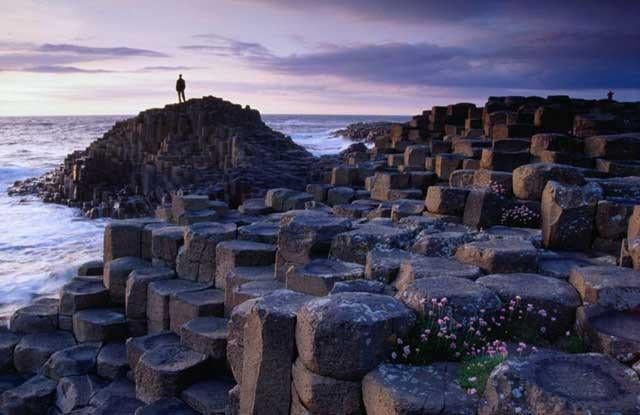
xmin=480 ymin=149 xmax=530 ymax=172
xmin=399 ymin=276 xmax=501 ymax=323
xmin=239 ymin=290 xmax=311 ymax=415
xmin=479 ymin=351 xmax=640 ymax=415
xmin=449 ymin=169 xmax=475 ymax=187
xmin=472 ymin=169 xmax=513 ymax=196
xmin=180 ymin=379 xmax=235 ymax=415
xmin=530 ymin=133 xmax=583 ymax=157
xmin=43 ymin=343 xmax=100 ymax=379
xmin=215 ymin=240 xmax=276 ymax=289
xmin=370 ymin=172 xmax=410 ymax=201
xmin=595 ymin=200 xmax=634 ymax=240
xmin=455 ymin=239 xmax=538 ymax=274
xmin=169 ymin=289 xmax=225 ymax=333
xmin=13 ymin=331 xmax=76 ymax=374
xmin=296 ymin=292 xmax=415 ymax=380
xmin=390 ymin=199 xmax=425 ymax=221
xmin=176 ymin=222 xmax=237 ymax=283
xmin=226 ymin=299 xmax=257 ymax=384
xmin=363 ymin=363 xmax=476 ymax=415
xmin=477 ymin=273 xmax=581 ymax=338
xmin=286 ymin=259 xmax=364 ymax=296
xmin=104 ymin=256 xmax=151 ymax=306
xmin=512 ymin=163 xmax=584 ymax=200
xmin=395 ymin=255 xmax=482 ymax=291
xmin=104 ymin=220 xmax=144 ymax=262
xmin=73 ymin=308 xmax=128 ymax=342
xmin=147 ymin=279 xmax=209 ymax=333
xmin=180 ymin=316 xmax=228 ymax=362
xmin=569 ymin=265 xmax=640 ymax=310
xmin=404 ymin=145 xmax=429 ymax=167
xmin=224 ymin=266 xmax=277 ymax=314
xmin=9 ymin=299 xmax=59 ymax=334
xmin=135 ymin=344 xmax=208 ymax=404
xmin=126 ymin=266 xmax=175 ymax=319
xmin=292 ymin=358 xmax=362 ymax=415
xmin=462 ymin=189 xmax=506 ymax=229
xmin=265 ymin=188 xmax=298 ymax=211
xmin=331 ymin=166 xmax=360 ymax=186
xmin=435 ymin=154 xmax=465 ymax=180
xmin=326 ymin=187 xmax=355 ymax=206
xmin=329 ymin=224 xmax=413 ymax=265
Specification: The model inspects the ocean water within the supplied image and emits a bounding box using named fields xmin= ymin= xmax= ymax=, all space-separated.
xmin=0 ymin=113 xmax=408 ymax=317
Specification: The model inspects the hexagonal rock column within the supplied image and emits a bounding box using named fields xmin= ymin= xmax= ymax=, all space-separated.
xmin=78 ymin=259 xmax=103 ymax=276
xmin=395 ymin=256 xmax=482 ymax=292
xmin=224 ymin=266 xmax=276 ymax=315
xmin=43 ymin=343 xmax=100 ymax=379
xmin=399 ymin=277 xmax=502 ymax=324
xmin=180 ymin=316 xmax=228 ymax=363
xmin=135 ymin=344 xmax=208 ymax=404
xmin=0 ymin=332 xmax=20 ymax=372
xmin=512 ymin=163 xmax=584 ymax=200
xmin=276 ymin=211 xmax=352 ymax=280
xmin=104 ymin=256 xmax=152 ymax=306
xmin=59 ymin=279 xmax=109 ymax=319
xmin=425 ymin=186 xmax=470 ymax=216
xmin=455 ymin=239 xmax=538 ymax=274
xmin=239 ymin=290 xmax=312 ymax=415
xmin=569 ymin=265 xmax=640 ymax=310
xmin=0 ymin=374 xmax=57 ymax=414
xmin=104 ymin=219 xmax=157 ymax=262
xmin=238 ymin=222 xmax=279 ymax=244
xmin=363 ymin=363 xmax=477 ymax=415
xmin=296 ymin=292 xmax=415 ymax=381
xmin=97 ymin=342 xmax=129 ymax=380
xmin=215 ymin=240 xmax=276 ymax=289
xmin=180 ymin=378 xmax=235 ymax=415
xmin=286 ymin=259 xmax=364 ymax=296
xmin=146 ymin=279 xmax=210 ymax=333
xmin=9 ymin=298 xmax=59 ymax=334
xmin=412 ymin=231 xmax=469 ymax=257
xmin=152 ymin=226 xmax=185 ymax=269
xmin=292 ymin=358 xmax=362 ymax=415
xmin=476 ymin=273 xmax=581 ymax=338
xmin=169 ymin=289 xmax=224 ymax=333
xmin=13 ymin=331 xmax=76 ymax=374
xmin=125 ymin=266 xmax=175 ymax=320
xmin=126 ymin=331 xmax=181 ymax=372
xmin=365 ymin=247 xmax=411 ymax=283
xmin=72 ymin=308 xmax=128 ymax=342
xmin=329 ymin=224 xmax=413 ymax=265
xmin=55 ymin=374 xmax=106 ymax=413
xmin=478 ymin=351 xmax=640 ymax=415
xmin=541 ymin=181 xmax=602 ymax=251
xmin=227 ymin=299 xmax=258 ymax=384
xmin=576 ymin=304 xmax=640 ymax=363
xmin=176 ymin=222 xmax=237 ymax=283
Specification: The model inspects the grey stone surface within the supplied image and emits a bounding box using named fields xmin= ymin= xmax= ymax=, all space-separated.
xmin=126 ymin=331 xmax=180 ymax=372
xmin=215 ymin=240 xmax=276 ymax=289
xmin=180 ymin=316 xmax=228 ymax=361
xmin=13 ymin=331 xmax=76 ymax=374
xmin=73 ymin=308 xmax=127 ymax=342
xmin=395 ymin=255 xmax=482 ymax=292
xmin=146 ymin=279 xmax=209 ymax=333
xmin=176 ymin=222 xmax=237 ymax=283
xmin=55 ymin=374 xmax=105 ymax=413
xmin=43 ymin=343 xmax=100 ymax=379
xmin=180 ymin=378 xmax=235 ymax=415
xmin=569 ymin=265 xmax=640 ymax=310
xmin=286 ymin=258 xmax=364 ymax=296
xmin=97 ymin=341 xmax=129 ymax=380
xmin=455 ymin=239 xmax=538 ymax=274
xmin=126 ymin=266 xmax=175 ymax=319
xmin=59 ymin=279 xmax=109 ymax=316
xmin=364 ymin=247 xmax=411 ymax=283
xmin=104 ymin=257 xmax=152 ymax=306
xmin=329 ymin=224 xmax=413 ymax=265
xmin=135 ymin=397 xmax=199 ymax=415
xmin=169 ymin=289 xmax=225 ymax=333
xmin=9 ymin=298 xmax=59 ymax=334
xmin=0 ymin=374 xmax=56 ymax=414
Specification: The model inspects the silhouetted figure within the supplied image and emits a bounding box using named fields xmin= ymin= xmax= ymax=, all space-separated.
xmin=607 ymin=90 xmax=614 ymax=101
xmin=176 ymin=74 xmax=186 ymax=103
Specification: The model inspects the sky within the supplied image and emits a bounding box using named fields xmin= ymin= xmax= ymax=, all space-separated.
xmin=1 ymin=0 xmax=639 ymax=116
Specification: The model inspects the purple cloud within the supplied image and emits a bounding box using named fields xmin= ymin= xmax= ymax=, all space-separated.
xmin=37 ymin=43 xmax=168 ymax=58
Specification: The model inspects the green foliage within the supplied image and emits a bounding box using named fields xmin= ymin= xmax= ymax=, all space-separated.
xmin=457 ymin=355 xmax=506 ymax=396
xmin=554 ymin=332 xmax=587 ymax=354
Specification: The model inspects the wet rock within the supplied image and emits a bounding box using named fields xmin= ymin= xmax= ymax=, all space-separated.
xmin=425 ymin=186 xmax=469 ymax=215
xmin=512 ymin=163 xmax=584 ymax=200
xmin=286 ymin=259 xmax=364 ymax=296
xmin=0 ymin=374 xmax=56 ymax=415
xmin=292 ymin=358 xmax=362 ymax=415
xmin=477 ymin=273 xmax=581 ymax=338
xmin=14 ymin=331 xmax=76 ymax=374
xmin=455 ymin=239 xmax=538 ymax=274
xmin=239 ymin=290 xmax=311 ymax=415
xmin=59 ymin=279 xmax=109 ymax=316
xmin=296 ymin=292 xmax=415 ymax=380
xmin=180 ymin=317 xmax=228 ymax=362
xmin=479 ymin=351 xmax=640 ymax=415
xmin=169 ymin=289 xmax=224 ymax=333
xmin=126 ymin=266 xmax=175 ymax=319
xmin=364 ymin=247 xmax=411 ymax=283
xmin=73 ymin=308 xmax=127 ymax=342
xmin=541 ymin=181 xmax=602 ymax=250
xmin=104 ymin=257 xmax=152 ymax=306
xmin=215 ymin=240 xmax=276 ymax=289
xmin=126 ymin=331 xmax=180 ymax=372
xmin=181 ymin=378 xmax=235 ymax=415
xmin=576 ymin=304 xmax=640 ymax=363
xmin=10 ymin=298 xmax=59 ymax=334
xmin=176 ymin=222 xmax=237 ymax=283
xmin=43 ymin=343 xmax=100 ymax=379
xmin=569 ymin=265 xmax=640 ymax=310
xmin=146 ymin=279 xmax=209 ymax=333
xmin=0 ymin=332 xmax=20 ymax=372
xmin=135 ymin=344 xmax=207 ymax=403
xmin=395 ymin=255 xmax=482 ymax=291
xmin=399 ymin=276 xmax=501 ymax=323
xmin=136 ymin=397 xmax=199 ymax=415
xmin=329 ymin=224 xmax=413 ymax=265
xmin=78 ymin=260 xmax=104 ymax=277
xmin=97 ymin=342 xmax=129 ymax=380
xmin=363 ymin=363 xmax=476 ymax=415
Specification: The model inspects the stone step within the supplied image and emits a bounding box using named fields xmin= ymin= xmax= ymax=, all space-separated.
xmin=134 ymin=344 xmax=208 ymax=404
xmin=9 ymin=298 xmax=59 ymax=334
xmin=13 ymin=331 xmax=76 ymax=374
xmin=147 ymin=279 xmax=211 ymax=333
xmin=42 ymin=342 xmax=100 ymax=380
xmin=126 ymin=331 xmax=181 ymax=373
xmin=0 ymin=374 xmax=57 ymax=414
xmin=125 ymin=266 xmax=175 ymax=320
xmin=180 ymin=317 xmax=229 ymax=364
xmin=72 ymin=308 xmax=128 ymax=342
xmin=180 ymin=378 xmax=235 ymax=415
xmin=97 ymin=341 xmax=129 ymax=380
xmin=215 ymin=240 xmax=277 ymax=289
xmin=285 ymin=258 xmax=364 ymax=297
xmin=104 ymin=256 xmax=152 ymax=306
xmin=59 ymin=279 xmax=109 ymax=318
xmin=231 ymin=280 xmax=285 ymax=313
xmin=224 ymin=266 xmax=276 ymax=314
xmin=169 ymin=289 xmax=225 ymax=334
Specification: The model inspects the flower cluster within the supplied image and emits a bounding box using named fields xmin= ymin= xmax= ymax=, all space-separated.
xmin=488 ymin=181 xmax=509 ymax=196
xmin=500 ymin=203 xmax=540 ymax=227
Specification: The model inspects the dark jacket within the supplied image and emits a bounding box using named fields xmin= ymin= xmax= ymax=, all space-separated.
xmin=176 ymin=78 xmax=186 ymax=91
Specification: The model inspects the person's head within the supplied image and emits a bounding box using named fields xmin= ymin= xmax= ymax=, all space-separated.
xmin=179 ymin=74 xmax=182 ymax=78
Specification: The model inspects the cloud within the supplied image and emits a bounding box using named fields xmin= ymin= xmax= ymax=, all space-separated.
xmin=36 ymin=43 xmax=168 ymax=58
xmin=206 ymin=33 xmax=640 ymax=90
xmin=20 ymin=65 xmax=114 ymax=73
xmin=181 ymin=34 xmax=271 ymax=58
xmin=139 ymin=65 xmax=199 ymax=71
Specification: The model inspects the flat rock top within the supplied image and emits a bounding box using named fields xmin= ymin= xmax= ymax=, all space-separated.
xmin=230 ymin=266 xmax=275 ymax=281
xmin=401 ymin=255 xmax=482 ymax=276
xmin=128 ymin=331 xmax=180 ymax=352
xmin=297 ymin=259 xmax=364 ymax=278
xmin=16 ymin=331 xmax=76 ymax=350
xmin=152 ymin=226 xmax=185 ymax=239
xmin=173 ymin=288 xmax=224 ymax=305
xmin=187 ymin=221 xmax=237 ymax=237
xmin=182 ymin=317 xmax=229 ymax=339
xmin=63 ymin=279 xmax=107 ymax=294
xmin=340 ymin=224 xmax=412 ymax=238
xmin=149 ymin=279 xmax=210 ymax=296
xmin=138 ymin=344 xmax=206 ymax=372
xmin=129 ymin=266 xmax=175 ymax=280
xmin=570 ymin=265 xmax=640 ymax=288
xmin=591 ymin=309 xmax=640 ymax=342
xmin=476 ymin=273 xmax=581 ymax=306
xmin=74 ymin=308 xmax=126 ymax=324
xmin=459 ymin=238 xmax=536 ymax=253
xmin=252 ymin=289 xmax=311 ymax=317
xmin=216 ymin=239 xmax=276 ymax=251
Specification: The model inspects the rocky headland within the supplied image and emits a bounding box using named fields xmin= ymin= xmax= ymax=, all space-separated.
xmin=332 ymin=121 xmax=395 ymax=142
xmin=3 ymin=94 xmax=640 ymax=414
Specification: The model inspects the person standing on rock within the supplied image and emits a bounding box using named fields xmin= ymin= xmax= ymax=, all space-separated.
xmin=176 ymin=74 xmax=186 ymax=103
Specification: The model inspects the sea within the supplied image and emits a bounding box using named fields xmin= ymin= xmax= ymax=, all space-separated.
xmin=0 ymin=114 xmax=408 ymax=317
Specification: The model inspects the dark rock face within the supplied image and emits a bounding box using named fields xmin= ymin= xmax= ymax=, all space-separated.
xmin=9 ymin=96 xmax=316 ymax=216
